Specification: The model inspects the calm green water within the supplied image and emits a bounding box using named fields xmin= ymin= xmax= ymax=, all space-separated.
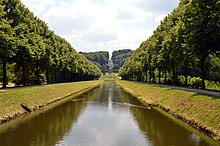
xmin=0 ymin=81 xmax=218 ymax=146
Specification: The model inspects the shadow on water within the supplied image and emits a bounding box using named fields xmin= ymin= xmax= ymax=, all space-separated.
xmin=130 ymin=105 xmax=218 ymax=146
xmin=0 ymin=88 xmax=99 ymax=146
xmin=0 ymin=80 xmax=218 ymax=146
xmin=120 ymin=88 xmax=219 ymax=146
xmin=0 ymin=101 xmax=84 ymax=146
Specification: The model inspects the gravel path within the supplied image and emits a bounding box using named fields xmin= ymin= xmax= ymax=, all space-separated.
xmin=2 ymin=81 xmax=220 ymax=97
xmin=150 ymin=83 xmax=220 ymax=97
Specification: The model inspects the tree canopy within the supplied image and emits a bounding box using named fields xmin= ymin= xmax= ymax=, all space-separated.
xmin=111 ymin=49 xmax=133 ymax=72
xmin=119 ymin=0 xmax=220 ymax=89
xmin=0 ymin=0 xmax=101 ymax=88
xmin=80 ymin=51 xmax=109 ymax=74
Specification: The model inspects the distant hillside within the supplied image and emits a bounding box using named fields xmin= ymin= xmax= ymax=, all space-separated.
xmin=80 ymin=51 xmax=109 ymax=74
xmin=111 ymin=49 xmax=133 ymax=72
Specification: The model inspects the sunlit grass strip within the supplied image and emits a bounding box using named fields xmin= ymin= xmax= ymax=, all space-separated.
xmin=116 ymin=80 xmax=220 ymax=142
xmin=0 ymin=80 xmax=102 ymax=123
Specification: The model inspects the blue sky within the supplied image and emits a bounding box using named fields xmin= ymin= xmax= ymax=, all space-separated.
xmin=21 ymin=0 xmax=179 ymax=54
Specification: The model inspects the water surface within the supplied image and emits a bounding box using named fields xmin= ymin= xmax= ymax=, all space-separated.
xmin=0 ymin=81 xmax=217 ymax=146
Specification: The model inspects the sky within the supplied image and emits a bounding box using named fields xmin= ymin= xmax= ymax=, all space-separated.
xmin=21 ymin=0 xmax=179 ymax=54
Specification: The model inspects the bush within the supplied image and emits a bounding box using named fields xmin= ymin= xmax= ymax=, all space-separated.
xmin=179 ymin=75 xmax=220 ymax=90
xmin=178 ymin=75 xmax=186 ymax=86
xmin=205 ymin=80 xmax=220 ymax=91
xmin=188 ymin=77 xmax=203 ymax=89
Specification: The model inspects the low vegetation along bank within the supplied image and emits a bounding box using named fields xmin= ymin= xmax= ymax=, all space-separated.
xmin=0 ymin=80 xmax=102 ymax=124
xmin=116 ymin=80 xmax=220 ymax=142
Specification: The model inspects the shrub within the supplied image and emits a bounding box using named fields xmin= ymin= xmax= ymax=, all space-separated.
xmin=205 ymin=80 xmax=220 ymax=91
xmin=179 ymin=75 xmax=185 ymax=86
xmin=188 ymin=77 xmax=203 ymax=89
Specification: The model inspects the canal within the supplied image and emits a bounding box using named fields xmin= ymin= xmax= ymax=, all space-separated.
xmin=0 ymin=81 xmax=217 ymax=146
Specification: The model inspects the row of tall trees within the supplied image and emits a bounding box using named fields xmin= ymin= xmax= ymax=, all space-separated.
xmin=119 ymin=0 xmax=220 ymax=89
xmin=0 ymin=0 xmax=101 ymax=88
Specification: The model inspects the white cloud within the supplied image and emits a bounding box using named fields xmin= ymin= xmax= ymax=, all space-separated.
xmin=20 ymin=0 xmax=179 ymax=54
xmin=22 ymin=0 xmax=54 ymax=16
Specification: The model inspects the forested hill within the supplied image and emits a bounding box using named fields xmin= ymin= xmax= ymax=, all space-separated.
xmin=119 ymin=0 xmax=220 ymax=89
xmin=111 ymin=49 xmax=133 ymax=72
xmin=80 ymin=50 xmax=133 ymax=73
xmin=0 ymin=0 xmax=102 ymax=88
xmin=80 ymin=51 xmax=109 ymax=74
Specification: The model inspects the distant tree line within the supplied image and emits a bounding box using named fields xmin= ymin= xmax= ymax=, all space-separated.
xmin=111 ymin=49 xmax=133 ymax=72
xmin=80 ymin=51 xmax=109 ymax=74
xmin=119 ymin=0 xmax=220 ymax=89
xmin=0 ymin=0 xmax=101 ymax=88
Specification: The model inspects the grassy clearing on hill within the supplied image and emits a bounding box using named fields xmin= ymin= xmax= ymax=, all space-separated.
xmin=0 ymin=80 xmax=102 ymax=123
xmin=116 ymin=80 xmax=220 ymax=142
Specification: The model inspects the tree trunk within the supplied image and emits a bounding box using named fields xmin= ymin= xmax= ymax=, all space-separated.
xmin=138 ymin=72 xmax=142 ymax=82
xmin=184 ymin=60 xmax=188 ymax=86
xmin=71 ymin=73 xmax=74 ymax=81
xmin=63 ymin=70 xmax=67 ymax=82
xmin=164 ymin=66 xmax=167 ymax=83
xmin=141 ymin=72 xmax=144 ymax=82
xmin=2 ymin=58 xmax=7 ymax=88
xmin=22 ymin=63 xmax=26 ymax=86
xmin=172 ymin=66 xmax=176 ymax=85
xmin=26 ymin=67 xmax=29 ymax=85
xmin=145 ymin=70 xmax=148 ymax=83
xmin=36 ymin=61 xmax=40 ymax=85
xmin=46 ymin=65 xmax=49 ymax=84
xmin=158 ymin=67 xmax=161 ymax=84
xmin=55 ymin=70 xmax=57 ymax=83
xmin=201 ymin=57 xmax=206 ymax=89
xmin=149 ymin=69 xmax=152 ymax=83
xmin=152 ymin=68 xmax=155 ymax=83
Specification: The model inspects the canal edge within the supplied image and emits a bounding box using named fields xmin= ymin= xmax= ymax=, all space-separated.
xmin=0 ymin=81 xmax=103 ymax=126
xmin=115 ymin=80 xmax=220 ymax=144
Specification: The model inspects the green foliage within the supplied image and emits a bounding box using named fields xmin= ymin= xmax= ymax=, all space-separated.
xmin=80 ymin=51 xmax=109 ymax=66
xmin=188 ymin=77 xmax=203 ymax=89
xmin=119 ymin=0 xmax=220 ymax=90
xmin=0 ymin=0 xmax=102 ymax=87
xmin=206 ymin=81 xmax=220 ymax=91
xmin=205 ymin=55 xmax=220 ymax=81
xmin=111 ymin=49 xmax=133 ymax=72
xmin=80 ymin=51 xmax=109 ymax=74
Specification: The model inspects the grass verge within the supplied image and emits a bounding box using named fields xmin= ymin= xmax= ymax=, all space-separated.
xmin=100 ymin=73 xmax=120 ymax=80
xmin=116 ymin=80 xmax=220 ymax=142
xmin=0 ymin=80 xmax=102 ymax=124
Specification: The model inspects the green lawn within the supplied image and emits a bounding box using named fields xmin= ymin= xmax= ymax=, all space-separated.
xmin=0 ymin=80 xmax=102 ymax=122
xmin=116 ymin=80 xmax=220 ymax=142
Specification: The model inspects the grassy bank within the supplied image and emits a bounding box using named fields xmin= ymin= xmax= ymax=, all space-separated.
xmin=116 ymin=80 xmax=220 ymax=142
xmin=0 ymin=80 xmax=102 ymax=124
